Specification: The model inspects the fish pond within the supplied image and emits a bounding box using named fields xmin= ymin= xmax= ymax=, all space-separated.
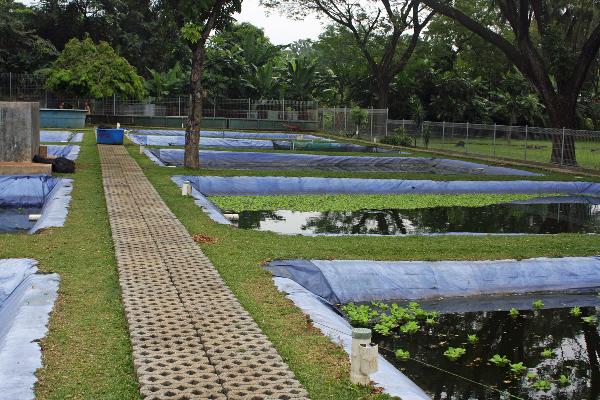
xmin=231 ymin=200 xmax=600 ymax=236
xmin=341 ymin=296 xmax=600 ymax=400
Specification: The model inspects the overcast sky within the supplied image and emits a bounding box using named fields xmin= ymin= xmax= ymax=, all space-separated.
xmin=235 ymin=0 xmax=324 ymax=45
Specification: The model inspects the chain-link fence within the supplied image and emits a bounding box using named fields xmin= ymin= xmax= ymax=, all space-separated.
xmin=319 ymin=107 xmax=389 ymax=139
xmin=387 ymin=119 xmax=600 ymax=170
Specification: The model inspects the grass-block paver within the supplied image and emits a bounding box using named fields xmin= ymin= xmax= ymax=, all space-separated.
xmin=99 ymin=145 xmax=308 ymax=400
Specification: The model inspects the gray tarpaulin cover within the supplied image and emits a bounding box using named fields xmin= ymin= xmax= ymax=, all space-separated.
xmin=40 ymin=131 xmax=83 ymax=143
xmin=148 ymin=148 xmax=540 ymax=175
xmin=173 ymin=175 xmax=600 ymax=196
xmin=132 ymin=129 xmax=329 ymax=141
xmin=127 ymin=134 xmax=275 ymax=148
xmin=266 ymin=258 xmax=600 ymax=304
xmin=0 ymin=175 xmax=73 ymax=233
xmin=0 ymin=259 xmax=60 ymax=400
xmin=46 ymin=145 xmax=80 ymax=160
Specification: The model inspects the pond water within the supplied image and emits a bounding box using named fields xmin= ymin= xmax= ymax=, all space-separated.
xmin=362 ymin=296 xmax=600 ymax=400
xmin=233 ymin=200 xmax=600 ymax=235
xmin=0 ymin=207 xmax=42 ymax=232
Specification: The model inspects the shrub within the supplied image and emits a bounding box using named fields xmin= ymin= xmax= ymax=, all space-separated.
xmin=381 ymin=127 xmax=413 ymax=147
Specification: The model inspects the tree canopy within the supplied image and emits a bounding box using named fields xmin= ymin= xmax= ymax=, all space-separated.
xmin=45 ymin=37 xmax=145 ymax=98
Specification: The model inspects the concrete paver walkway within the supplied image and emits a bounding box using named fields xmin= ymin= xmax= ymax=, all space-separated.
xmin=99 ymin=145 xmax=309 ymax=399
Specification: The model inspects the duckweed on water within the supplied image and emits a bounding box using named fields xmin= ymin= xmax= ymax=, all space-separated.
xmin=212 ymin=193 xmax=549 ymax=212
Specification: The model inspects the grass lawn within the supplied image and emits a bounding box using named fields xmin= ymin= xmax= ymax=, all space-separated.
xmin=0 ymin=130 xmax=139 ymax=400
xmin=125 ymin=140 xmax=600 ymax=399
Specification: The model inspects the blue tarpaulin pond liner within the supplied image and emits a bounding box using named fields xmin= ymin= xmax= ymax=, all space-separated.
xmin=266 ymin=257 xmax=600 ymax=305
xmin=173 ymin=176 xmax=600 ymax=197
xmin=40 ymin=130 xmax=83 ymax=143
xmin=46 ymin=145 xmax=80 ymax=160
xmin=0 ymin=175 xmax=73 ymax=233
xmin=149 ymin=148 xmax=541 ymax=175
xmin=131 ymin=128 xmax=331 ymax=141
xmin=127 ymin=134 xmax=275 ymax=148
xmin=0 ymin=259 xmax=59 ymax=400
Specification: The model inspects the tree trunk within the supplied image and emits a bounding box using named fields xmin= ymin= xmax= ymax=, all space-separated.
xmin=545 ymin=97 xmax=578 ymax=166
xmin=184 ymin=43 xmax=205 ymax=169
xmin=375 ymin=77 xmax=391 ymax=109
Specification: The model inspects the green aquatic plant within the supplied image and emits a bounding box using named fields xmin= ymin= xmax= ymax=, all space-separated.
xmin=509 ymin=308 xmax=519 ymax=318
xmin=570 ymin=306 xmax=582 ymax=317
xmin=582 ymin=315 xmax=598 ymax=325
xmin=467 ymin=334 xmax=478 ymax=344
xmin=389 ymin=304 xmax=411 ymax=322
xmin=341 ymin=303 xmax=377 ymax=326
xmin=532 ymin=299 xmax=545 ymax=309
xmin=444 ymin=347 xmax=466 ymax=361
xmin=211 ymin=193 xmax=551 ymax=212
xmin=400 ymin=320 xmax=420 ymax=334
xmin=532 ymin=379 xmax=552 ymax=391
xmin=527 ymin=372 xmax=538 ymax=380
xmin=558 ymin=374 xmax=570 ymax=386
xmin=395 ymin=349 xmax=410 ymax=361
xmin=541 ymin=348 xmax=555 ymax=358
xmin=373 ymin=314 xmax=398 ymax=336
xmin=425 ymin=317 xmax=438 ymax=326
xmin=489 ymin=354 xmax=511 ymax=366
xmin=509 ymin=362 xmax=527 ymax=374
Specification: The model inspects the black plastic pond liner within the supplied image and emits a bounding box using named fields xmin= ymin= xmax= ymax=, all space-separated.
xmin=150 ymin=148 xmax=541 ymax=175
xmin=266 ymin=258 xmax=600 ymax=305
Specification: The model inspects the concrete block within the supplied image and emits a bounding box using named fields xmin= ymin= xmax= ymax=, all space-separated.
xmin=0 ymin=162 xmax=51 ymax=175
xmin=0 ymin=102 xmax=40 ymax=162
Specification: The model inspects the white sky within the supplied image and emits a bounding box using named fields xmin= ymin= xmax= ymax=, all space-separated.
xmin=234 ymin=0 xmax=325 ymax=45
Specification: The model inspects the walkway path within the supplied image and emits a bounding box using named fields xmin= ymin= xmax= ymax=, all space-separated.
xmin=99 ymin=145 xmax=308 ymax=400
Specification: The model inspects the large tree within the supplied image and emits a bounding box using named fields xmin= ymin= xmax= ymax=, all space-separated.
xmin=264 ymin=0 xmax=434 ymax=108
xmin=421 ymin=0 xmax=600 ymax=165
xmin=166 ymin=0 xmax=242 ymax=168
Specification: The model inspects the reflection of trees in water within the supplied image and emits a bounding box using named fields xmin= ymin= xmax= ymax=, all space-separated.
xmin=378 ymin=307 xmax=600 ymax=400
xmin=299 ymin=203 xmax=600 ymax=235
xmin=302 ymin=210 xmax=409 ymax=235
xmin=236 ymin=211 xmax=284 ymax=229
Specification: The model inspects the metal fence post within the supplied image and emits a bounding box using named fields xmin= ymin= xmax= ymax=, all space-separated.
xmin=178 ymin=96 xmax=181 ymax=116
xmin=370 ymin=107 xmax=374 ymax=142
xmin=344 ymin=106 xmax=347 ymax=133
xmin=385 ymin=108 xmax=389 ymax=137
xmin=524 ymin=125 xmax=528 ymax=160
xmin=282 ymin=98 xmax=285 ymax=121
xmin=113 ymin=93 xmax=116 ymax=115
xmin=560 ymin=127 xmax=566 ymax=165
xmin=493 ymin=123 xmax=497 ymax=158
xmin=442 ymin=121 xmax=446 ymax=149
xmin=465 ymin=122 xmax=469 ymax=153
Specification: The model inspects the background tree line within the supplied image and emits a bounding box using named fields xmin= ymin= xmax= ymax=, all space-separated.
xmin=3 ymin=0 xmax=600 ymax=134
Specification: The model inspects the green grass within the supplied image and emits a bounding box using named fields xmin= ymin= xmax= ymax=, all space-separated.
xmin=0 ymin=130 xmax=139 ymax=400
xmin=211 ymin=193 xmax=550 ymax=212
xmin=125 ymin=140 xmax=600 ymax=400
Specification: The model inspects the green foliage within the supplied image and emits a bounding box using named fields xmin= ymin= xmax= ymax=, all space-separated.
xmin=373 ymin=313 xmax=397 ymax=336
xmin=532 ymin=299 xmax=545 ymax=310
xmin=399 ymin=321 xmax=420 ymax=334
xmin=582 ymin=315 xmax=598 ymax=325
xmin=527 ymin=372 xmax=538 ymax=380
xmin=541 ymin=348 xmax=555 ymax=358
xmin=380 ymin=127 xmax=413 ymax=147
xmin=467 ymin=334 xmax=478 ymax=344
xmin=509 ymin=308 xmax=520 ymax=318
xmin=145 ymin=62 xmax=187 ymax=98
xmin=570 ymin=306 xmax=582 ymax=317
xmin=558 ymin=374 xmax=570 ymax=386
xmin=532 ymin=379 xmax=552 ymax=392
xmin=489 ymin=354 xmax=510 ymax=366
xmin=350 ymin=106 xmax=369 ymax=129
xmin=395 ymin=349 xmax=410 ymax=361
xmin=509 ymin=362 xmax=526 ymax=374
xmin=341 ymin=303 xmax=378 ymax=327
xmin=45 ymin=38 xmax=145 ymax=98
xmin=444 ymin=347 xmax=466 ymax=361
xmin=212 ymin=193 xmax=546 ymax=213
